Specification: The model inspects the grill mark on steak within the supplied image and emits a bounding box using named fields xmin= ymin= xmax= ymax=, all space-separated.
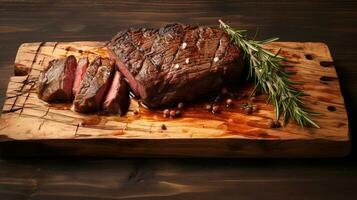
xmin=143 ymin=37 xmax=161 ymax=70
xmin=143 ymin=27 xmax=185 ymax=99
xmin=126 ymin=31 xmax=145 ymax=53
xmin=210 ymin=33 xmax=225 ymax=71
xmin=195 ymin=27 xmax=204 ymax=51
xmin=129 ymin=36 xmax=147 ymax=73
xmin=147 ymin=24 xmax=184 ymax=71
xmin=111 ymin=31 xmax=126 ymax=44
xmin=155 ymin=26 xmax=199 ymax=97
xmin=126 ymin=32 xmax=157 ymax=72
xmin=114 ymin=30 xmax=155 ymax=77
xmin=167 ymin=25 xmax=185 ymax=70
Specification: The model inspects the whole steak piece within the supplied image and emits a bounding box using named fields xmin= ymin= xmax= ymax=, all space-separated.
xmin=107 ymin=24 xmax=244 ymax=108
xmin=73 ymin=57 xmax=114 ymax=113
xmin=102 ymin=70 xmax=130 ymax=116
xmin=38 ymin=55 xmax=77 ymax=102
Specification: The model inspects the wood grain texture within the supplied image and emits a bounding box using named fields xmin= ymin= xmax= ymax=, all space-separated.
xmin=0 ymin=41 xmax=349 ymax=157
xmin=1 ymin=158 xmax=357 ymax=200
xmin=0 ymin=159 xmax=357 ymax=200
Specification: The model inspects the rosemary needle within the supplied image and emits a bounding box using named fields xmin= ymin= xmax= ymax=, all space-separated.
xmin=219 ymin=20 xmax=319 ymax=128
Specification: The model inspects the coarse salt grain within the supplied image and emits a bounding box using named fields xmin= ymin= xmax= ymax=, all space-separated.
xmin=214 ymin=57 xmax=219 ymax=62
xmin=174 ymin=64 xmax=180 ymax=69
xmin=185 ymin=58 xmax=190 ymax=64
xmin=181 ymin=42 xmax=187 ymax=49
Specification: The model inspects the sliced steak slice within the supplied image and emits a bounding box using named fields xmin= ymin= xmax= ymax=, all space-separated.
xmin=73 ymin=57 xmax=114 ymax=113
xmin=107 ymin=24 xmax=244 ymax=108
xmin=102 ymin=70 xmax=130 ymax=116
xmin=72 ymin=57 xmax=89 ymax=96
xmin=38 ymin=55 xmax=77 ymax=102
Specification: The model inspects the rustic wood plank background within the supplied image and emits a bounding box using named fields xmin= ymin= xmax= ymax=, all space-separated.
xmin=0 ymin=0 xmax=356 ymax=199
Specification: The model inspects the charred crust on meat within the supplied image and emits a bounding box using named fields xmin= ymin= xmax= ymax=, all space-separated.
xmin=107 ymin=24 xmax=244 ymax=108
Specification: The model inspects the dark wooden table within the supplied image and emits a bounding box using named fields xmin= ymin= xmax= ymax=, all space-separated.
xmin=1 ymin=0 xmax=357 ymax=199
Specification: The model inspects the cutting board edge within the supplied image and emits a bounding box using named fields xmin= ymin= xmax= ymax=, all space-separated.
xmin=0 ymin=40 xmax=350 ymax=158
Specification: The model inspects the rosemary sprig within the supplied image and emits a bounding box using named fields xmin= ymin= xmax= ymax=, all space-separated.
xmin=219 ymin=20 xmax=319 ymax=128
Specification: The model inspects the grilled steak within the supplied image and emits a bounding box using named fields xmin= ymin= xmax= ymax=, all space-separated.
xmin=38 ymin=55 xmax=77 ymax=102
xmin=72 ymin=57 xmax=89 ymax=96
xmin=73 ymin=57 xmax=114 ymax=113
xmin=102 ymin=70 xmax=130 ymax=116
xmin=107 ymin=24 xmax=244 ymax=108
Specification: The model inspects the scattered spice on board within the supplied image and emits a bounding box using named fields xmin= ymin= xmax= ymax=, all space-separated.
xmin=212 ymin=105 xmax=220 ymax=114
xmin=177 ymin=102 xmax=184 ymax=109
xmin=161 ymin=124 xmax=167 ymax=130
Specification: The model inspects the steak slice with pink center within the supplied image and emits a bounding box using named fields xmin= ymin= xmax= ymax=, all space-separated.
xmin=38 ymin=55 xmax=77 ymax=102
xmin=72 ymin=57 xmax=89 ymax=96
xmin=102 ymin=70 xmax=130 ymax=116
xmin=73 ymin=57 xmax=114 ymax=113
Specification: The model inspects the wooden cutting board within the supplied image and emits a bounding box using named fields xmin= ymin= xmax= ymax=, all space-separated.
xmin=0 ymin=41 xmax=350 ymax=157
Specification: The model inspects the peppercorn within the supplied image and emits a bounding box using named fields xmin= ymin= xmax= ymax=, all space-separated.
xmin=275 ymin=121 xmax=281 ymax=128
xmin=212 ymin=105 xmax=220 ymax=114
xmin=163 ymin=109 xmax=170 ymax=118
xmin=177 ymin=102 xmax=184 ymax=109
xmin=226 ymin=98 xmax=233 ymax=107
xmin=269 ymin=119 xmax=281 ymax=128
xmin=161 ymin=124 xmax=167 ymax=130
xmin=133 ymin=109 xmax=139 ymax=115
xmin=244 ymin=107 xmax=252 ymax=115
xmin=205 ymin=104 xmax=212 ymax=111
xmin=169 ymin=110 xmax=176 ymax=118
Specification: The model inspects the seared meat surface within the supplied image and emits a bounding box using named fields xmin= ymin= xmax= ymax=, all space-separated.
xmin=107 ymin=24 xmax=244 ymax=108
